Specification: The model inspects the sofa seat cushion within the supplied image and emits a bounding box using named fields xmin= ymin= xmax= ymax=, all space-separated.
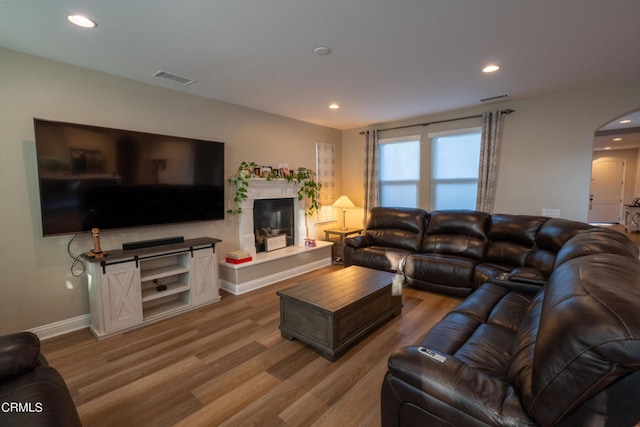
xmin=403 ymin=253 xmax=479 ymax=296
xmin=383 ymin=283 xmax=536 ymax=426
xmin=417 ymin=283 xmax=533 ymax=377
xmin=347 ymin=246 xmax=412 ymax=272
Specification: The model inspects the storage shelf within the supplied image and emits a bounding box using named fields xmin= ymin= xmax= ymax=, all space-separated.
xmin=143 ymin=298 xmax=190 ymax=321
xmin=140 ymin=265 xmax=190 ymax=282
xmin=85 ymin=237 xmax=221 ymax=339
xmin=141 ymin=281 xmax=190 ymax=302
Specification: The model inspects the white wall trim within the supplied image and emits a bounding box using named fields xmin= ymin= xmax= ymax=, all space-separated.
xmin=28 ymin=314 xmax=90 ymax=340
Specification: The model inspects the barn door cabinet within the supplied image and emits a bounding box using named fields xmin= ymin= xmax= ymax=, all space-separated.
xmin=85 ymin=237 xmax=221 ymax=338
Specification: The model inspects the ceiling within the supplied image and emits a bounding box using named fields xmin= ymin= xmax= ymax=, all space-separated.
xmin=1 ymin=0 xmax=640 ymax=130
xmin=593 ymin=110 xmax=640 ymax=152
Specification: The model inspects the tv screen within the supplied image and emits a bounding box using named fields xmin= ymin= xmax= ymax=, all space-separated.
xmin=33 ymin=118 xmax=225 ymax=236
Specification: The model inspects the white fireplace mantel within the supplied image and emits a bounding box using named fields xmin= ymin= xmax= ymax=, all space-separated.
xmin=238 ymin=178 xmax=307 ymax=255
xmin=221 ymin=178 xmax=332 ymax=295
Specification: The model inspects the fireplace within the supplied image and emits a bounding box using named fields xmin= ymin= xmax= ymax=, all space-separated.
xmin=253 ymin=198 xmax=294 ymax=252
xmin=236 ymin=179 xmax=307 ymax=256
xmin=222 ymin=178 xmax=333 ymax=295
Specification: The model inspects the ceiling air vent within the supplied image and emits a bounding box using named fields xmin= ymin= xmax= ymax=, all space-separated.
xmin=152 ymin=70 xmax=196 ymax=86
xmin=480 ymin=93 xmax=509 ymax=103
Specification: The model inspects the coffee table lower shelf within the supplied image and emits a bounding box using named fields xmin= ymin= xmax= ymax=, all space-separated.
xmin=277 ymin=266 xmax=402 ymax=361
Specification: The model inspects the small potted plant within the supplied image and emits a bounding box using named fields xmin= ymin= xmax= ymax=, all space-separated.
xmin=227 ymin=161 xmax=259 ymax=214
xmin=285 ymin=168 xmax=322 ymax=245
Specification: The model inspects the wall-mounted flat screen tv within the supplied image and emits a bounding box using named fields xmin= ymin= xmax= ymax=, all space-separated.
xmin=33 ymin=118 xmax=225 ymax=236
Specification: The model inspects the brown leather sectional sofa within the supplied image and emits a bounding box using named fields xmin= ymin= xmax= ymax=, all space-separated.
xmin=344 ymin=207 xmax=640 ymax=426
xmin=0 ymin=332 xmax=81 ymax=427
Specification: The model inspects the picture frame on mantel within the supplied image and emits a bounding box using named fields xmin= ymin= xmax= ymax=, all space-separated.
xmin=260 ymin=166 xmax=272 ymax=178
xmin=278 ymin=163 xmax=289 ymax=178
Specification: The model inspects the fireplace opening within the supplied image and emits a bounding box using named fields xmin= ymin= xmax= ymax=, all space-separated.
xmin=253 ymin=198 xmax=295 ymax=252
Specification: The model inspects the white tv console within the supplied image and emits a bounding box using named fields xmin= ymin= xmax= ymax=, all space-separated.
xmin=84 ymin=237 xmax=221 ymax=339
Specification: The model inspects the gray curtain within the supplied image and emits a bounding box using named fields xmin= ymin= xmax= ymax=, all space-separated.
xmin=476 ymin=111 xmax=505 ymax=212
xmin=363 ymin=129 xmax=379 ymax=227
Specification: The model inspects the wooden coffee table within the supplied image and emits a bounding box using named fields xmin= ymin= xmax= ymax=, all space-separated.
xmin=276 ymin=266 xmax=402 ymax=361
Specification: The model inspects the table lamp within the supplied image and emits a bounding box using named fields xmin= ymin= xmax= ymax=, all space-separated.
xmin=332 ymin=195 xmax=356 ymax=230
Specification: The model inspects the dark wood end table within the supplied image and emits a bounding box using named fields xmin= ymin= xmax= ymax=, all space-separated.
xmin=323 ymin=227 xmax=363 ymax=263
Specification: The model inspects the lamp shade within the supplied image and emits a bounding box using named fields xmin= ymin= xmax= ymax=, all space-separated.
xmin=332 ymin=195 xmax=356 ymax=209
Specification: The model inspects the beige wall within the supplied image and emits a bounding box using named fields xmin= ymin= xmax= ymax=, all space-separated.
xmin=342 ymin=81 xmax=640 ymax=224
xmin=0 ymin=48 xmax=341 ymax=333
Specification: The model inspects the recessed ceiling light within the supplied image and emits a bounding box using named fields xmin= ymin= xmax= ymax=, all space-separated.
xmin=619 ymin=119 xmax=632 ymax=124
xmin=613 ymin=137 xmax=622 ymax=141
xmin=328 ymin=103 xmax=340 ymax=110
xmin=482 ymin=64 xmax=500 ymax=73
xmin=314 ymin=46 xmax=331 ymax=55
xmin=67 ymin=14 xmax=97 ymax=28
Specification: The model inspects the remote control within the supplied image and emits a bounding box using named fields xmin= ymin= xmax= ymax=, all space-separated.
xmin=418 ymin=347 xmax=447 ymax=364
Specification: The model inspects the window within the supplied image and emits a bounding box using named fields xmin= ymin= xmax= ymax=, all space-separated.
xmin=430 ymin=130 xmax=481 ymax=210
xmin=379 ymin=137 xmax=420 ymax=208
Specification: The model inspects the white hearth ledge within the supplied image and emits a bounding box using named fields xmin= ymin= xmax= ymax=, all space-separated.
xmin=219 ymin=241 xmax=332 ymax=295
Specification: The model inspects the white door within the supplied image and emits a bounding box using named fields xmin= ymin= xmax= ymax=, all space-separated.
xmin=588 ymin=157 xmax=625 ymax=223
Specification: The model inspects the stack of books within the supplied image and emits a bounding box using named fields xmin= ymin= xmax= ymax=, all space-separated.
xmin=226 ymin=250 xmax=252 ymax=264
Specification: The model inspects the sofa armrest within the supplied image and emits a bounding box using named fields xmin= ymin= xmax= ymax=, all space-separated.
xmin=0 ymin=332 xmax=42 ymax=381
xmin=508 ymin=267 xmax=547 ymax=286
xmin=344 ymin=235 xmax=371 ymax=249
xmin=487 ymin=269 xmax=545 ymax=295
xmin=384 ymin=346 xmax=532 ymax=426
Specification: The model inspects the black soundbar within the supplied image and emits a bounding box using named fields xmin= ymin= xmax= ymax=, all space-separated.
xmin=122 ymin=236 xmax=185 ymax=251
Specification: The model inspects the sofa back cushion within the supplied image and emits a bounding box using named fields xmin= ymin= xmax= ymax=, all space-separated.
xmin=421 ymin=210 xmax=490 ymax=260
xmin=554 ymin=227 xmax=639 ymax=268
xmin=523 ymin=218 xmax=594 ymax=274
xmin=484 ymin=214 xmax=548 ymax=266
xmin=365 ymin=207 xmax=427 ymax=252
xmin=510 ymin=254 xmax=640 ymax=427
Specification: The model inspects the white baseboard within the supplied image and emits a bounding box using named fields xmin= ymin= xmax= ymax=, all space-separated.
xmin=28 ymin=314 xmax=90 ymax=340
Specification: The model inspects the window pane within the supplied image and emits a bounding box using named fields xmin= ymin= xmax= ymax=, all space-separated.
xmin=433 ymin=182 xmax=477 ymax=210
xmin=379 ymin=140 xmax=420 ymax=181
xmin=380 ymin=183 xmax=417 ymax=208
xmin=432 ymin=133 xmax=480 ymax=179
xmin=431 ymin=131 xmax=481 ymax=210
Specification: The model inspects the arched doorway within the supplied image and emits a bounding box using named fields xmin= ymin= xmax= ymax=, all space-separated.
xmin=590 ymin=109 xmax=640 ymax=224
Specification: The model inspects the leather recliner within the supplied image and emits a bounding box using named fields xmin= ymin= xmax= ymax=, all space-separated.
xmin=345 ymin=208 xmax=638 ymax=296
xmin=343 ymin=207 xmax=427 ymax=272
xmin=0 ymin=332 xmax=82 ymax=427
xmin=381 ymin=253 xmax=640 ymax=426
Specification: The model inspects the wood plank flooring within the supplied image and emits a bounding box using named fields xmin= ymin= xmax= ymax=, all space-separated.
xmin=41 ymin=265 xmax=462 ymax=427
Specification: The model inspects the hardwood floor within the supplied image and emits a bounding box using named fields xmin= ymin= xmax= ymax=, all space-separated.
xmin=41 ymin=265 xmax=462 ymax=427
